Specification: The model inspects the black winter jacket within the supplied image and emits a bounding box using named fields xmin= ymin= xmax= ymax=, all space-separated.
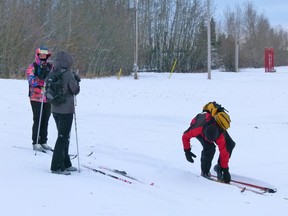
xmin=51 ymin=51 xmax=80 ymax=114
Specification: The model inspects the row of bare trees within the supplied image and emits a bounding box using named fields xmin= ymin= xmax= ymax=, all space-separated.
xmin=0 ymin=0 xmax=287 ymax=78
xmin=219 ymin=1 xmax=288 ymax=71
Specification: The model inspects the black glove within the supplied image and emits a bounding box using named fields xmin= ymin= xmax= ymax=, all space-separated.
xmin=73 ymin=71 xmax=81 ymax=83
xmin=74 ymin=74 xmax=81 ymax=83
xmin=38 ymin=62 xmax=51 ymax=80
xmin=184 ymin=149 xmax=197 ymax=163
xmin=214 ymin=164 xmax=231 ymax=183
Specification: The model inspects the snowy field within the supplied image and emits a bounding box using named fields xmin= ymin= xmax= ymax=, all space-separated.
xmin=1 ymin=67 xmax=288 ymax=215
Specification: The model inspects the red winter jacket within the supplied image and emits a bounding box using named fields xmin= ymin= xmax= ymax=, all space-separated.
xmin=182 ymin=112 xmax=231 ymax=168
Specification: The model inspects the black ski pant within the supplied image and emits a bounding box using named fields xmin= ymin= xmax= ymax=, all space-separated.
xmin=197 ymin=131 xmax=235 ymax=174
xmin=197 ymin=136 xmax=216 ymax=175
xmin=30 ymin=101 xmax=51 ymax=145
xmin=51 ymin=113 xmax=73 ymax=171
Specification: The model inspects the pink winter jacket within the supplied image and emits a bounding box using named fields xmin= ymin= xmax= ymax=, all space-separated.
xmin=26 ymin=48 xmax=52 ymax=102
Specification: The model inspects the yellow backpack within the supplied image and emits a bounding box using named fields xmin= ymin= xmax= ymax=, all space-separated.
xmin=214 ymin=111 xmax=231 ymax=130
xmin=203 ymin=102 xmax=218 ymax=116
xmin=203 ymin=102 xmax=231 ymax=130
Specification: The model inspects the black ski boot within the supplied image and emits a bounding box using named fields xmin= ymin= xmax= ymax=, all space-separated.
xmin=214 ymin=164 xmax=223 ymax=181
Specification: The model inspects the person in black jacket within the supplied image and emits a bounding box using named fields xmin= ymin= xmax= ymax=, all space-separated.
xmin=50 ymin=51 xmax=81 ymax=175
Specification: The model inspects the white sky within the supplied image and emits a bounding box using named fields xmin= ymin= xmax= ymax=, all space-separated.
xmin=214 ymin=0 xmax=288 ymax=29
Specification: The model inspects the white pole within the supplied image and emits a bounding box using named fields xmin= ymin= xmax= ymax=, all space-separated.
xmin=74 ymin=96 xmax=80 ymax=172
xmin=133 ymin=0 xmax=139 ymax=79
xmin=35 ymin=88 xmax=45 ymax=155
xmin=207 ymin=0 xmax=211 ymax=79
xmin=235 ymin=37 xmax=239 ymax=72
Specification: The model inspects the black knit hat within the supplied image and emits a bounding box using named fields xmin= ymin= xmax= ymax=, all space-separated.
xmin=203 ymin=124 xmax=219 ymax=142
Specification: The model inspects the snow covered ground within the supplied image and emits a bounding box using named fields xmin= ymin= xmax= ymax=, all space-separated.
xmin=1 ymin=67 xmax=288 ymax=215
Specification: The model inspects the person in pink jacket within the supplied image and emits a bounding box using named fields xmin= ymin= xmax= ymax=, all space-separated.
xmin=26 ymin=46 xmax=53 ymax=152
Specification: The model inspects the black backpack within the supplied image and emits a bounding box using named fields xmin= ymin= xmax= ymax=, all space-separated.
xmin=45 ymin=69 xmax=66 ymax=106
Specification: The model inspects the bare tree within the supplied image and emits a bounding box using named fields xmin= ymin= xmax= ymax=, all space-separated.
xmin=1 ymin=0 xmax=288 ymax=78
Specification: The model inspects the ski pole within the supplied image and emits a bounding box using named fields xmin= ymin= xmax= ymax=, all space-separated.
xmin=35 ymin=87 xmax=45 ymax=155
xmin=74 ymin=96 xmax=80 ymax=172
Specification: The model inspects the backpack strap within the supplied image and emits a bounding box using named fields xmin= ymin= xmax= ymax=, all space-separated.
xmin=33 ymin=62 xmax=40 ymax=76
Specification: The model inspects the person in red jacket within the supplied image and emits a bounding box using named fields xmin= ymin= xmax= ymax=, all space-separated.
xmin=182 ymin=102 xmax=235 ymax=183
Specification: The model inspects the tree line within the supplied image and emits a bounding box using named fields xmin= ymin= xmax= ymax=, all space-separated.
xmin=0 ymin=0 xmax=287 ymax=78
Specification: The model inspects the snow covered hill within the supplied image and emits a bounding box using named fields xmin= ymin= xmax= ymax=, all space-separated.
xmin=1 ymin=68 xmax=288 ymax=216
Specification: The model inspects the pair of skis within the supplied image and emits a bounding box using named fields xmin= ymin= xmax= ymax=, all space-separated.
xmin=12 ymin=145 xmax=93 ymax=160
xmin=83 ymin=164 xmax=276 ymax=195
xmin=13 ymin=145 xmax=53 ymax=155
xmin=204 ymin=174 xmax=277 ymax=194
xmin=82 ymin=164 xmax=154 ymax=186
xmin=83 ymin=164 xmax=277 ymax=195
